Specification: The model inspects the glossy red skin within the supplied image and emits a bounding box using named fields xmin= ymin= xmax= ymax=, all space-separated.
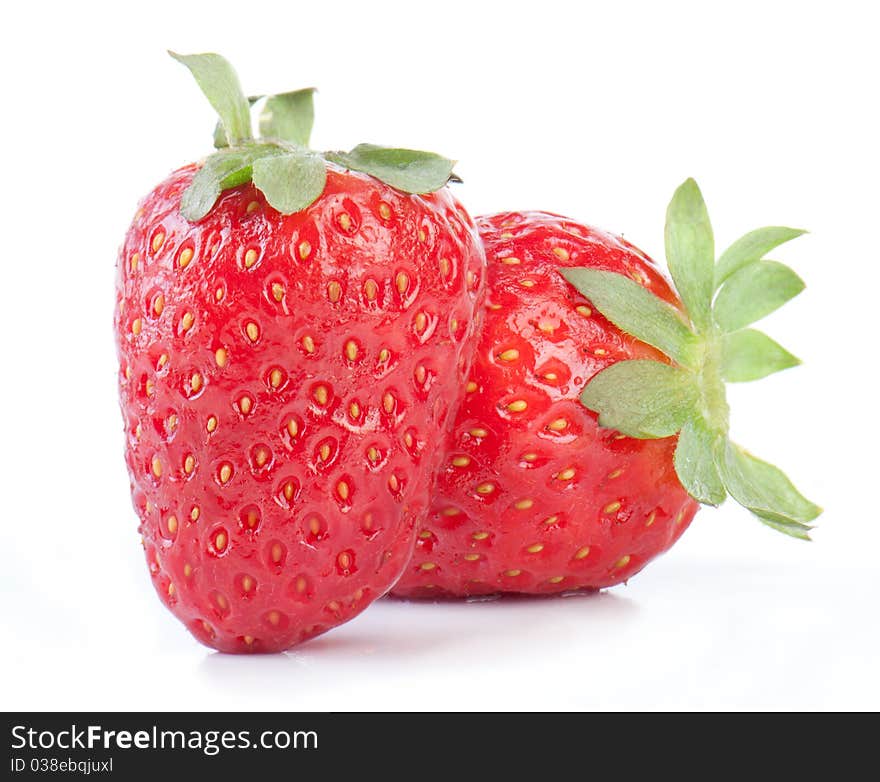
xmin=115 ymin=163 xmax=485 ymax=651
xmin=392 ymin=212 xmax=699 ymax=598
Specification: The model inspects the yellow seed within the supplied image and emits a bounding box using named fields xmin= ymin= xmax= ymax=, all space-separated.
xmin=215 ymin=286 xmax=224 ymax=301
xmin=244 ymin=248 xmax=258 ymax=268
xmin=183 ymin=564 xmax=193 ymax=578
xmin=505 ymin=569 xmax=522 ymax=577
xmin=414 ymin=312 xmax=427 ymax=333
xmin=576 ymin=305 xmax=592 ymax=317
xmin=526 ymin=543 xmax=544 ymax=554
xmin=420 ymin=562 xmax=437 ymax=571
xmin=472 ymin=531 xmax=489 ymax=540
xmin=498 ymin=349 xmax=520 ymax=362
xmin=167 ymin=515 xmax=178 ymax=534
xmin=608 ymin=468 xmax=624 ymax=479
xmin=206 ymin=415 xmax=218 ymax=433
xmin=131 ymin=318 xmax=142 ymax=336
xmin=246 ymin=200 xmax=260 ymax=214
xmin=134 ymin=423 xmax=142 ymax=439
xmin=214 ymin=532 xmax=227 ymax=551
xmin=388 ymin=475 xmax=400 ymax=491
xmin=615 ymin=555 xmax=631 ymax=569
xmin=604 ymin=500 xmax=622 ymax=513
xmin=378 ymin=202 xmax=391 ymax=220
xmin=594 ymin=348 xmax=607 ymax=356
xmin=507 ymin=399 xmax=528 ymax=412
xmin=152 ymin=295 xmax=164 ymax=316
xmin=184 ymin=455 xmax=194 ymax=474
xmin=519 ymin=279 xmax=536 ymax=288
xmin=269 ymin=368 xmax=283 ymax=388
xmin=242 ymin=575 xmax=254 ymax=592
xmin=157 ymin=353 xmax=169 ymax=369
xmin=190 ymin=506 xmax=200 ymax=522
xmin=500 ymin=231 xmax=514 ymax=239
xmin=302 ymin=335 xmax=315 ymax=353
xmin=283 ymin=482 xmax=295 ymax=502
xmin=176 ymin=247 xmax=193 ymax=268
xmin=522 ymin=452 xmax=538 ymax=463
xmin=488 ymin=303 xmax=503 ymax=311
xmin=367 ymin=447 xmax=380 ymax=463
xmin=319 ymin=444 xmax=331 ymax=461
xmin=310 ymin=386 xmax=327 ymax=406
xmin=151 ymin=457 xmax=162 ymax=478
xmin=296 ymin=240 xmax=312 ymax=260
xmin=515 ymin=498 xmax=534 ymax=510
xmin=450 ymin=318 xmax=458 ymax=333
xmin=271 ymin=282 xmax=284 ymax=302
xmin=396 ymin=271 xmax=410 ymax=294
xmin=337 ymin=481 xmax=350 ymax=500
xmin=439 ymin=257 xmax=450 ymax=276
xmin=404 ymin=431 xmax=414 ymax=448
xmin=469 ymin=427 xmax=488 ymax=438
xmin=544 ymin=515 xmax=559 ymax=525
xmin=130 ymin=253 xmax=140 ymax=272
xmin=414 ymin=365 xmax=427 ymax=384
xmin=443 ymin=507 xmax=460 ymax=517
xmin=151 ymin=232 xmax=165 ymax=253
xmin=327 ymin=281 xmax=342 ymax=302
xmin=538 ymin=319 xmax=556 ymax=334
xmin=645 ymin=511 xmax=657 ymax=527
xmin=418 ymin=530 xmax=432 ymax=539
xmin=378 ymin=348 xmax=390 ymax=363
xmin=543 ymin=372 xmax=558 ymax=381
xmin=476 ymin=482 xmax=495 ymax=495
xmin=238 ymin=395 xmax=252 ymax=415
xmin=180 ymin=312 xmax=194 ymax=332
xmin=574 ymin=546 xmax=591 ymax=560
xmin=548 ymin=576 xmax=565 ymax=585
xmin=344 ymin=340 xmax=358 ymax=361
xmin=286 ymin=419 xmax=299 ymax=438
xmin=501 ymin=256 xmax=521 ymax=265
xmin=463 ymin=553 xmax=480 ymax=562
xmin=548 ymin=418 xmax=568 ymax=431
xmin=295 ymin=575 xmax=308 ymax=593
xmin=145 ymin=379 xmax=155 ymax=397
xmin=215 ymin=348 xmax=228 ymax=368
xmin=382 ymin=393 xmax=395 ymax=413
xmin=552 ymin=247 xmax=570 ymax=261
xmin=557 ymin=468 xmax=576 ymax=481
xmin=349 ymin=402 xmax=360 ymax=419
xmin=675 ymin=509 xmax=686 ymax=524
xmin=466 ymin=381 xmax=478 ymax=393
xmin=452 ymin=455 xmax=471 ymax=468
xmin=168 ymin=582 xmax=176 ymax=597
xmin=418 ymin=228 xmax=426 ymax=243
xmin=271 ymin=543 xmax=284 ymax=563
xmin=245 ymin=322 xmax=259 ymax=342
xmin=338 ymin=212 xmax=352 ymax=231
xmin=219 ymin=464 xmax=232 ymax=484
xmin=364 ymin=279 xmax=378 ymax=301
xmin=254 ymin=447 xmax=269 ymax=468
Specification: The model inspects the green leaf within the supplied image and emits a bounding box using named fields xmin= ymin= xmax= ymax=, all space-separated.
xmin=715 ymin=226 xmax=806 ymax=288
xmin=716 ymin=441 xmax=822 ymax=528
xmin=259 ymin=89 xmax=316 ymax=147
xmin=169 ymin=51 xmax=252 ymax=145
xmin=720 ymin=329 xmax=800 ymax=382
xmin=751 ymin=511 xmax=813 ymax=541
xmin=325 ymin=144 xmax=455 ymax=193
xmin=559 ymin=268 xmax=698 ymax=369
xmin=252 ymin=152 xmax=327 ymax=214
xmin=713 ymin=260 xmax=805 ymax=332
xmin=664 ymin=178 xmax=715 ymax=332
xmin=674 ymin=419 xmax=726 ymax=505
xmin=214 ymin=96 xmax=261 ymax=149
xmin=580 ymin=360 xmax=698 ymax=439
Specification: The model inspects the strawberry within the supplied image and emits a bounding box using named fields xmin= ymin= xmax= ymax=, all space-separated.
xmin=115 ymin=53 xmax=485 ymax=652
xmin=393 ymin=181 xmax=820 ymax=598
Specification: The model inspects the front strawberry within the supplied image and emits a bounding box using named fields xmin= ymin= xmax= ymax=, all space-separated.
xmin=394 ymin=181 xmax=820 ymax=597
xmin=115 ymin=53 xmax=485 ymax=652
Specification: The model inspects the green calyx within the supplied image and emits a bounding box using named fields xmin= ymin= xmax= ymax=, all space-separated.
xmin=561 ymin=178 xmax=821 ymax=539
xmin=169 ymin=52 xmax=458 ymax=221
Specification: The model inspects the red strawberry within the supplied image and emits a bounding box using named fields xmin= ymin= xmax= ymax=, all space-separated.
xmin=394 ymin=181 xmax=820 ymax=598
xmin=115 ymin=53 xmax=485 ymax=652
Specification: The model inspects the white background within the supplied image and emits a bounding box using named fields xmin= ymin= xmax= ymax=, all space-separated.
xmin=1 ymin=0 xmax=877 ymax=711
